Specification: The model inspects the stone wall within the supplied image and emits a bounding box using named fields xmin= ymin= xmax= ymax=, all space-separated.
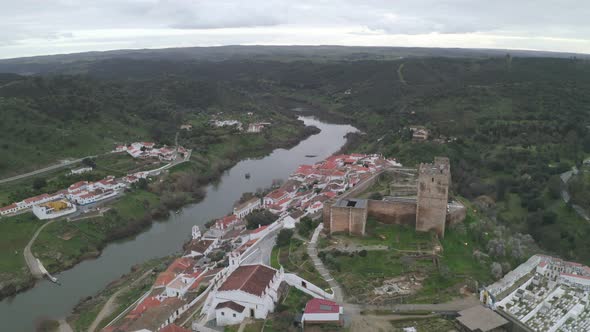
xmin=349 ymin=206 xmax=368 ymax=235
xmin=367 ymin=200 xmax=417 ymax=226
xmin=329 ymin=205 xmax=353 ymax=234
xmin=416 ymin=157 xmax=450 ymax=237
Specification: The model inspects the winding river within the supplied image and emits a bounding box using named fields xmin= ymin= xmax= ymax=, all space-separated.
xmin=0 ymin=116 xmax=357 ymax=332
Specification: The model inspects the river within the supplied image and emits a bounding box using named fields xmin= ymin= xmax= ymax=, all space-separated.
xmin=0 ymin=116 xmax=357 ymax=332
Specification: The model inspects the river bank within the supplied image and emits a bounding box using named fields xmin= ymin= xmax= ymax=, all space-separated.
xmin=0 ymin=116 xmax=357 ymax=332
xmin=0 ymin=116 xmax=320 ymax=302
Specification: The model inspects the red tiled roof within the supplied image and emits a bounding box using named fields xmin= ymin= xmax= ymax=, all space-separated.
xmin=319 ymin=161 xmax=338 ymax=170
xmin=304 ymin=298 xmax=340 ymax=314
xmin=186 ymin=239 xmax=214 ymax=254
xmin=69 ymin=181 xmax=88 ymax=190
xmin=276 ymin=197 xmax=291 ymax=206
xmin=249 ymin=225 xmax=269 ymax=234
xmin=323 ymin=191 xmax=337 ymax=198
xmin=216 ymin=301 xmax=246 ymax=313
xmin=216 ymin=215 xmax=239 ymax=228
xmin=266 ymin=189 xmax=287 ymax=200
xmin=562 ymin=273 xmax=590 ymax=281
xmin=23 ymin=193 xmax=50 ymax=204
xmin=160 ymin=324 xmax=191 ymax=332
xmin=538 ymin=262 xmax=548 ymax=268
xmin=167 ymin=257 xmax=194 ymax=274
xmin=131 ymin=296 xmax=161 ymax=315
xmin=155 ymin=272 xmax=175 ymax=287
xmin=0 ymin=203 xmax=17 ymax=212
xmin=218 ymin=264 xmax=277 ymax=296
xmin=79 ymin=192 xmax=96 ymax=199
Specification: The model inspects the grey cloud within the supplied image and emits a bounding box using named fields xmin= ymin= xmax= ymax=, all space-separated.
xmin=0 ymin=0 xmax=589 ymax=57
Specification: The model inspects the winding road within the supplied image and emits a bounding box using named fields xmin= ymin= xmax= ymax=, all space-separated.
xmin=0 ymin=156 xmax=98 ymax=185
xmin=24 ymin=219 xmax=58 ymax=279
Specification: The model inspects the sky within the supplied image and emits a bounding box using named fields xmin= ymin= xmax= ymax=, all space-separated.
xmin=1 ymin=0 xmax=590 ymax=59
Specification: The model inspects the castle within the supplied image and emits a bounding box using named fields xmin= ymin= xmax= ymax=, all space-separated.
xmin=323 ymin=157 xmax=462 ymax=238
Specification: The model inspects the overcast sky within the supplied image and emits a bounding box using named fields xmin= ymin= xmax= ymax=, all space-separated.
xmin=1 ymin=0 xmax=589 ymax=59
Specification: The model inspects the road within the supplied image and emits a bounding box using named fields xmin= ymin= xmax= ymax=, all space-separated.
xmin=560 ymin=166 xmax=590 ymax=222
xmin=307 ymin=223 xmax=343 ymax=302
xmin=88 ymin=269 xmax=153 ymax=332
xmin=0 ymin=155 xmax=98 ymax=185
xmin=24 ymin=219 xmax=57 ymax=279
xmin=242 ymin=226 xmax=281 ymax=265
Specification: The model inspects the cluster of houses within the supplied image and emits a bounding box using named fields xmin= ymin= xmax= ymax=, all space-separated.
xmin=260 ymin=153 xmax=400 ymax=218
xmin=211 ymin=119 xmax=270 ymax=133
xmin=103 ymin=153 xmax=398 ymax=331
xmin=481 ymin=254 xmax=590 ymax=331
xmin=115 ymin=142 xmax=186 ymax=162
xmin=0 ymin=172 xmax=150 ymax=220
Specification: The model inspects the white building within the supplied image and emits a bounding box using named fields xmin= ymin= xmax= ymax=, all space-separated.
xmin=184 ymin=238 xmax=219 ymax=258
xmin=69 ymin=166 xmax=93 ymax=175
xmin=233 ymin=198 xmax=261 ymax=219
xmin=209 ymin=263 xmax=284 ymax=326
xmin=263 ymin=189 xmax=290 ymax=207
xmin=558 ymin=273 xmax=590 ymax=291
xmin=32 ymin=200 xmax=77 ymax=220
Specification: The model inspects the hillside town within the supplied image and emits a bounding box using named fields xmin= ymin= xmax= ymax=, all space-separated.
xmin=102 ymin=153 xmax=400 ymax=331
xmin=0 ymin=142 xmax=189 ymax=220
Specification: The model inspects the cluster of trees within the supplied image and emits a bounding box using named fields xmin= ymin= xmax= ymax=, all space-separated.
xmin=245 ymin=209 xmax=278 ymax=230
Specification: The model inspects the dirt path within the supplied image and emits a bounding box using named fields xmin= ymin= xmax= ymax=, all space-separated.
xmin=88 ymin=269 xmax=153 ymax=332
xmin=307 ymin=224 xmax=343 ymax=302
xmin=24 ymin=219 xmax=57 ymax=279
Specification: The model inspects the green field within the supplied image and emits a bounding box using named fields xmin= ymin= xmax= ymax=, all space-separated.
xmin=0 ymin=213 xmax=40 ymax=295
xmin=321 ymin=216 xmax=494 ymax=304
xmin=31 ymin=190 xmax=160 ymax=272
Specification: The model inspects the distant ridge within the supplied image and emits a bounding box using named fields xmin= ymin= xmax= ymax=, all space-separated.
xmin=1 ymin=45 xmax=588 ymax=75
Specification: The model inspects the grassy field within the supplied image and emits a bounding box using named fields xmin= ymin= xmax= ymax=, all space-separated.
xmin=31 ymin=190 xmax=160 ymax=272
xmin=322 ymin=217 xmax=493 ymax=304
xmin=276 ymin=238 xmax=330 ymax=290
xmin=0 ymin=213 xmax=40 ymax=296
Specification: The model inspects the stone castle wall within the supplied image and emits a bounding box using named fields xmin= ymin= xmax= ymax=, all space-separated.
xmin=416 ymin=157 xmax=450 ymax=237
xmin=323 ymin=157 xmax=460 ymax=238
xmin=367 ymin=200 xmax=416 ymax=226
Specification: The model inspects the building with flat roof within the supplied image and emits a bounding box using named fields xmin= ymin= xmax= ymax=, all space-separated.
xmin=456 ymin=305 xmax=508 ymax=332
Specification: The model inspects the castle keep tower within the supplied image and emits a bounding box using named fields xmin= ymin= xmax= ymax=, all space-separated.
xmin=416 ymin=157 xmax=450 ymax=237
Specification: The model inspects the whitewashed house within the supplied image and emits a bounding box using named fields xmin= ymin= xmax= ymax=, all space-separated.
xmin=69 ymin=166 xmax=93 ymax=175
xmin=233 ymin=198 xmax=261 ymax=219
xmin=209 ymin=263 xmax=284 ymax=326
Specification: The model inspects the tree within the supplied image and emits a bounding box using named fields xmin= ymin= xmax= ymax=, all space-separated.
xmin=369 ymin=192 xmax=383 ymax=200
xmin=81 ymin=157 xmax=96 ymax=168
xmin=297 ymin=216 xmax=316 ymax=238
xmin=547 ymin=175 xmax=562 ymax=200
xmin=32 ymin=177 xmax=47 ymax=190
xmin=276 ymin=229 xmax=293 ymax=247
xmin=491 ymin=262 xmax=503 ymax=280
xmin=245 ymin=209 xmax=278 ymax=229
